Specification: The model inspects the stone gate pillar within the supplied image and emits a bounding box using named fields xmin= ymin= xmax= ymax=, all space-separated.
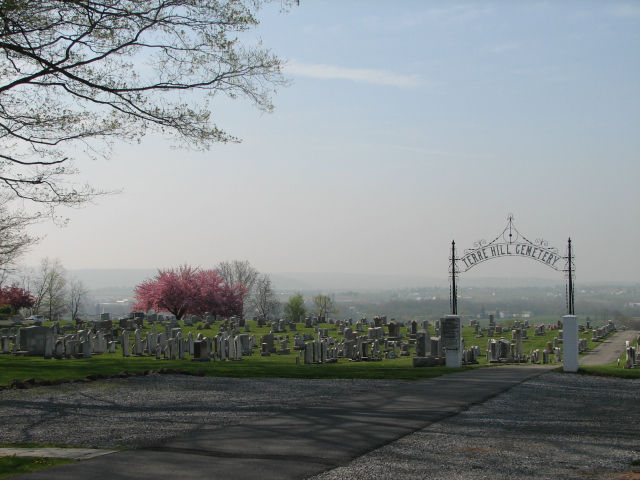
xmin=442 ymin=315 xmax=462 ymax=368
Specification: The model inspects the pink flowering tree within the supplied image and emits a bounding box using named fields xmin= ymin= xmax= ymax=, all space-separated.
xmin=192 ymin=269 xmax=246 ymax=317
xmin=132 ymin=265 xmax=246 ymax=319
xmin=195 ymin=269 xmax=246 ymax=317
xmin=132 ymin=265 xmax=199 ymax=320
xmin=0 ymin=284 xmax=35 ymax=316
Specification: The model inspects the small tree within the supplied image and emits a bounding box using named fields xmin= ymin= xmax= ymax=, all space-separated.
xmin=249 ymin=274 xmax=280 ymax=319
xmin=216 ymin=260 xmax=259 ymax=317
xmin=31 ymin=257 xmax=67 ymax=320
xmin=283 ymin=294 xmax=306 ymax=323
xmin=67 ymin=276 xmax=89 ymax=321
xmin=313 ymin=294 xmax=337 ymax=321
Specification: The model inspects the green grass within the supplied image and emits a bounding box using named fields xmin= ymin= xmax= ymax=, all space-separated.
xmin=0 ymin=455 xmax=75 ymax=479
xmin=572 ymin=365 xmax=640 ymax=379
xmin=0 ymin=350 xmax=476 ymax=383
xmin=0 ymin=320 xmax=634 ymax=385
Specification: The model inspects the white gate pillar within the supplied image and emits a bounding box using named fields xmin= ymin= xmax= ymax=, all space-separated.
xmin=562 ymin=315 xmax=579 ymax=372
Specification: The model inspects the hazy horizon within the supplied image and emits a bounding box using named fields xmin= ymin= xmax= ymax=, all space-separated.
xmin=19 ymin=1 xmax=640 ymax=284
xmin=63 ymin=268 xmax=637 ymax=294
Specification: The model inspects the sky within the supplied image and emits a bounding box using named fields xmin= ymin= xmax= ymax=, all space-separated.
xmin=20 ymin=0 xmax=640 ymax=284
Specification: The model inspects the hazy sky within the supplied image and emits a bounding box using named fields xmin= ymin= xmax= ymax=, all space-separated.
xmin=21 ymin=1 xmax=640 ymax=284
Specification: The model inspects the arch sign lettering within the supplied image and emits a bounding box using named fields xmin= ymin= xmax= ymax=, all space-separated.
xmin=449 ymin=214 xmax=575 ymax=315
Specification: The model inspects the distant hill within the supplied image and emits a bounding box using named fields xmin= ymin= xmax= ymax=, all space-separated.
xmin=69 ymin=268 xmax=157 ymax=292
xmin=69 ymin=268 xmax=569 ymax=293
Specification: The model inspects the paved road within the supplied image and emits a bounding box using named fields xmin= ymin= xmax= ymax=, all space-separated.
xmin=579 ymin=329 xmax=639 ymax=365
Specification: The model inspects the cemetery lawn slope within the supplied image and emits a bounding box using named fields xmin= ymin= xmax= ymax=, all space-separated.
xmin=0 ymin=320 xmax=628 ymax=385
xmin=0 ymin=354 xmax=475 ymax=384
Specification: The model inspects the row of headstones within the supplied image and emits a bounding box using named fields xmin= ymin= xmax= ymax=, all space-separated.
xmin=1 ymin=323 xmax=421 ymax=361
xmin=296 ymin=315 xmax=430 ymax=334
xmin=265 ymin=320 xmax=483 ymax=366
xmin=296 ymin=336 xmax=388 ymax=364
xmin=489 ymin=335 xmax=590 ymax=364
xmin=472 ymin=324 xmax=532 ymax=340
xmin=2 ymin=327 xmax=111 ymax=359
xmin=0 ymin=326 xmax=94 ymax=357
xmin=530 ymin=348 xmax=561 ymax=364
xmin=2 ymin=323 xmax=258 ymax=362
xmin=297 ymin=335 xmax=423 ymax=363
xmin=486 ymin=338 xmax=527 ymax=363
xmin=299 ymin=335 xmax=403 ymax=360
xmin=7 ymin=324 xmax=482 ymax=367
xmin=527 ymin=338 xmax=587 ymax=364
xmin=121 ymin=328 xmax=257 ymax=361
xmin=266 ymin=332 xmax=446 ymax=364
xmin=592 ymin=321 xmax=616 ymax=341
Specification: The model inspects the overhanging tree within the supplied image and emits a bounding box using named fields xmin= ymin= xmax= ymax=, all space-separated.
xmin=0 ymin=0 xmax=290 ymax=211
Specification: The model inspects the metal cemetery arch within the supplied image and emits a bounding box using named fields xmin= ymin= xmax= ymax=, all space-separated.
xmin=449 ymin=214 xmax=575 ymax=315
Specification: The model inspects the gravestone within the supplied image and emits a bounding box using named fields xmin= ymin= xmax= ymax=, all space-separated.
xmin=121 ymin=330 xmax=130 ymax=357
xmin=18 ymin=326 xmax=51 ymax=356
xmin=415 ymin=330 xmax=431 ymax=357
xmin=261 ymin=333 xmax=276 ymax=353
xmin=387 ymin=322 xmax=400 ymax=340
